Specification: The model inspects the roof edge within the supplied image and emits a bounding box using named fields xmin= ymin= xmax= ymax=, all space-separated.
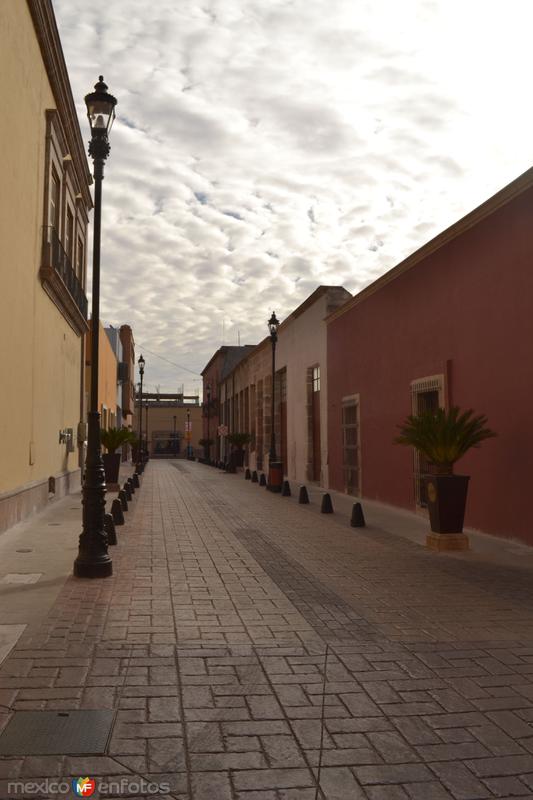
xmin=327 ymin=166 xmax=533 ymax=324
xmin=27 ymin=0 xmax=93 ymax=208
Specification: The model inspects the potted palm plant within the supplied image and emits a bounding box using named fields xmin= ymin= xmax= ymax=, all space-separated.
xmin=101 ymin=427 xmax=135 ymax=488
xmin=395 ymin=406 xmax=496 ymax=547
xmin=227 ymin=432 xmax=251 ymax=468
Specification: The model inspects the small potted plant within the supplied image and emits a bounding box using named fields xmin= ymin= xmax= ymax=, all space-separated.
xmin=227 ymin=432 xmax=252 ymax=468
xmin=101 ymin=427 xmax=135 ymax=488
xmin=395 ymin=406 xmax=496 ymax=548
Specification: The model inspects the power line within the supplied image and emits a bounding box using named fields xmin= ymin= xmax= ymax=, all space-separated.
xmin=135 ymin=344 xmax=202 ymax=377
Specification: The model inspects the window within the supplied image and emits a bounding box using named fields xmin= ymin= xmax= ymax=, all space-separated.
xmin=342 ymin=396 xmax=360 ymax=495
xmin=76 ymin=237 xmax=84 ymax=282
xmin=40 ymin=110 xmax=89 ymax=334
xmin=65 ymin=208 xmax=74 ymax=265
xmin=50 ymin=169 xmax=60 ymax=231
xmin=410 ymin=375 xmax=445 ymax=507
xmin=312 ymin=366 xmax=320 ymax=392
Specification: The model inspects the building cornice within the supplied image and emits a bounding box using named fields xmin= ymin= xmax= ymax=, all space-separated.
xmin=27 ymin=0 xmax=93 ymax=210
xmin=327 ymin=166 xmax=533 ymax=324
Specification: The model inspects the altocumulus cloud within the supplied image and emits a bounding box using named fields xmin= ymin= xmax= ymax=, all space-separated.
xmin=55 ymin=0 xmax=533 ymax=392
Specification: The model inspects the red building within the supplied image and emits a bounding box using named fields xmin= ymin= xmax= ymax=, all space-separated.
xmin=327 ymin=168 xmax=533 ymax=546
xmin=201 ymin=346 xmax=254 ymax=462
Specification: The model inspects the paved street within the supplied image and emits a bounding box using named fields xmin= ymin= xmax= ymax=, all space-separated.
xmin=2 ymin=460 xmax=533 ymax=799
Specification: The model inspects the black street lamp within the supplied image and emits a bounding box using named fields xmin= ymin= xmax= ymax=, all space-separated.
xmin=137 ymin=355 xmax=145 ymax=468
xmin=267 ymin=311 xmax=281 ymax=492
xmin=74 ymin=77 xmax=117 ymax=578
xmin=187 ymin=408 xmax=191 ymax=458
xmin=206 ymin=382 xmax=212 ymax=463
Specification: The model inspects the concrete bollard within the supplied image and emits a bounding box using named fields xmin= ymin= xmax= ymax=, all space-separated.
xmin=259 ymin=473 xmax=267 ymax=487
xmin=321 ymin=493 xmax=334 ymax=514
xmin=281 ymin=480 xmax=291 ymax=497
xmin=123 ymin=483 xmax=132 ymax=501
xmin=298 ymin=486 xmax=309 ymax=504
xmin=104 ymin=513 xmax=117 ymax=546
xmin=351 ymin=502 xmax=366 ymax=527
xmin=111 ymin=498 xmax=125 ymax=525
xmin=251 ymin=471 xmax=258 ymax=483
xmin=245 ymin=468 xmax=251 ymax=480
xmin=118 ymin=490 xmax=128 ymax=511
xmin=132 ymin=473 xmax=140 ymax=489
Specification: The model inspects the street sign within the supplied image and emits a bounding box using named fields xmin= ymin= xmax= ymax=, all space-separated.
xmin=218 ymin=425 xmax=228 ymax=436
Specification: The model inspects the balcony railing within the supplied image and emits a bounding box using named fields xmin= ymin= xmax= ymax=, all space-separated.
xmin=48 ymin=227 xmax=87 ymax=317
xmin=40 ymin=227 xmax=88 ymax=335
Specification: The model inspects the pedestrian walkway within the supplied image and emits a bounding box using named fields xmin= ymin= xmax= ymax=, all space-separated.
xmin=1 ymin=460 xmax=533 ymax=799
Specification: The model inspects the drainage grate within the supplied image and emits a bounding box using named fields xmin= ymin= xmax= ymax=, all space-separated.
xmin=0 ymin=710 xmax=114 ymax=755
xmin=1 ymin=574 xmax=42 ymax=584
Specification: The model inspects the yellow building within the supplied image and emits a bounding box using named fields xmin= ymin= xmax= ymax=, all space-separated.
xmin=0 ymin=0 xmax=92 ymax=531
xmin=133 ymin=395 xmax=203 ymax=458
xmin=85 ymin=322 xmax=119 ymax=431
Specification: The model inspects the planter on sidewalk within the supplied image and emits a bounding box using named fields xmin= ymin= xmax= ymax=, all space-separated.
xmin=102 ymin=453 xmax=121 ymax=490
xmin=395 ymin=406 xmax=496 ymax=552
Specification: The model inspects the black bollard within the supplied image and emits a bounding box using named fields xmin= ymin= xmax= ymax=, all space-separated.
xmin=127 ymin=478 xmax=135 ymax=495
xmin=111 ymin=498 xmax=125 ymax=525
xmin=251 ymin=471 xmax=258 ymax=483
xmin=118 ymin=490 xmax=128 ymax=511
xmin=321 ymin=493 xmax=334 ymax=514
xmin=281 ymin=480 xmax=291 ymax=497
xmin=351 ymin=502 xmax=366 ymax=527
xmin=298 ymin=486 xmax=309 ymax=504
xmin=259 ymin=473 xmax=267 ymax=487
xmin=132 ymin=473 xmax=140 ymax=489
xmin=123 ymin=483 xmax=132 ymax=501
xmin=104 ymin=513 xmax=117 ymax=546
xmin=245 ymin=468 xmax=251 ymax=480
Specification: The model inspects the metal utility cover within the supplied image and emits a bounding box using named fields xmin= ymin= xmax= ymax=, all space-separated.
xmin=0 ymin=710 xmax=114 ymax=755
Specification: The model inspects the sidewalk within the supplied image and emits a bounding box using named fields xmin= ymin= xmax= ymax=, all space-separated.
xmin=1 ymin=460 xmax=533 ymax=799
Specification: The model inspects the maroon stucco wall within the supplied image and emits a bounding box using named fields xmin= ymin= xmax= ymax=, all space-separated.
xmin=327 ymin=183 xmax=533 ymax=545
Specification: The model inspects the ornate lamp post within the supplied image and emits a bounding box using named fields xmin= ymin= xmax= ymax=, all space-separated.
xmin=137 ymin=355 xmax=145 ymax=469
xmin=74 ymin=77 xmax=117 ymax=578
xmin=206 ymin=382 xmax=212 ymax=463
xmin=267 ymin=311 xmax=282 ymax=492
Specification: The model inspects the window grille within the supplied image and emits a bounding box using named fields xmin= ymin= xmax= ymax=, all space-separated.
xmin=410 ymin=374 xmax=445 ymax=506
xmin=341 ymin=396 xmax=360 ymax=496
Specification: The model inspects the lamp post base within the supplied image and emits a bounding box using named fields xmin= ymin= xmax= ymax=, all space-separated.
xmin=73 ymin=554 xmax=113 ymax=578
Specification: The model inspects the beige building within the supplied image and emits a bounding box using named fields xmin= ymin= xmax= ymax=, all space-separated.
xmin=133 ymin=394 xmax=203 ymax=458
xmin=0 ymin=0 xmax=92 ymax=531
xmin=85 ymin=322 xmax=119 ymax=430
xmin=213 ymin=287 xmax=351 ymax=487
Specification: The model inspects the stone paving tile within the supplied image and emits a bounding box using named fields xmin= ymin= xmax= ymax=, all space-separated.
xmin=3 ymin=461 xmax=533 ymax=799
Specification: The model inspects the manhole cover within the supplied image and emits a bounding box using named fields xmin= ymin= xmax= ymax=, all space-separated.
xmin=1 ymin=574 xmax=42 ymax=584
xmin=15 ymin=549 xmax=32 ymax=554
xmin=48 ymin=523 xmax=61 ymax=526
xmin=0 ymin=710 xmax=114 ymax=755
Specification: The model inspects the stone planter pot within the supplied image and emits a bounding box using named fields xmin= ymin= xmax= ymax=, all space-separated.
xmin=103 ymin=453 xmax=121 ymax=487
xmin=425 ymin=474 xmax=470 ymax=533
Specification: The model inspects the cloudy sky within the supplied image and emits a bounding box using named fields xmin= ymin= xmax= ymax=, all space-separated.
xmin=54 ymin=0 xmax=533 ymax=394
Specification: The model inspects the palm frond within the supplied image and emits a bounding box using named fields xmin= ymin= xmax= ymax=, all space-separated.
xmin=395 ymin=406 xmax=496 ymax=472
